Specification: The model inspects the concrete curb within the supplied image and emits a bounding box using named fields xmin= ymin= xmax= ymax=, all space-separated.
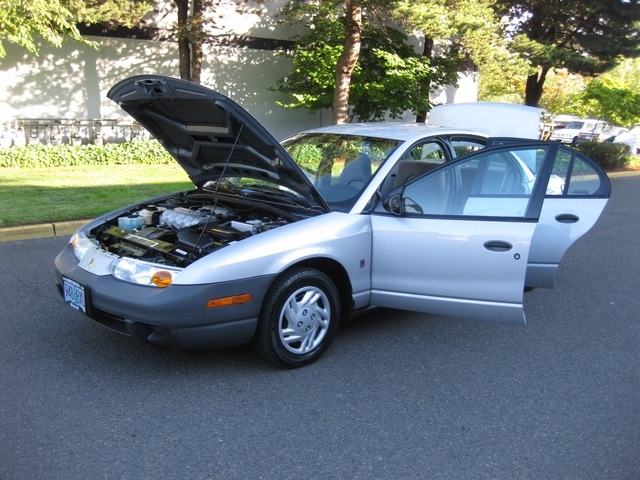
xmin=0 ymin=220 xmax=89 ymax=242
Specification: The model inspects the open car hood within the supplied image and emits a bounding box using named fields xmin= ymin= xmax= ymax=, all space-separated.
xmin=108 ymin=75 xmax=329 ymax=212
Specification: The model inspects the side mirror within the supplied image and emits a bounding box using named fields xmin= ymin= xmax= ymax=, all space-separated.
xmin=382 ymin=193 xmax=424 ymax=215
xmin=384 ymin=193 xmax=403 ymax=215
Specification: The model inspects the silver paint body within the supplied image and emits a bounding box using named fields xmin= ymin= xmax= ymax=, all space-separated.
xmin=71 ymin=123 xmax=608 ymax=326
xmin=57 ymin=77 xmax=610 ymax=341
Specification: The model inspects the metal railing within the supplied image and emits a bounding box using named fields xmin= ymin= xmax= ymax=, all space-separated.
xmin=0 ymin=118 xmax=150 ymax=148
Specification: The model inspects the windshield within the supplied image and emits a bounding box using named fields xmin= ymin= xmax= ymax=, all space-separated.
xmin=565 ymin=121 xmax=585 ymax=130
xmin=282 ymin=133 xmax=400 ymax=211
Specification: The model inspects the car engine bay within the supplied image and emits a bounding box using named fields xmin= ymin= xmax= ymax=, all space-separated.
xmin=89 ymin=191 xmax=293 ymax=267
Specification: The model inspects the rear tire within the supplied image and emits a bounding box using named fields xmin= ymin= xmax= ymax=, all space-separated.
xmin=253 ymin=267 xmax=340 ymax=368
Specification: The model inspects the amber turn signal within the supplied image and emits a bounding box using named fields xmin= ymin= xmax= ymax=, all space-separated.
xmin=151 ymin=270 xmax=174 ymax=287
xmin=206 ymin=293 xmax=252 ymax=309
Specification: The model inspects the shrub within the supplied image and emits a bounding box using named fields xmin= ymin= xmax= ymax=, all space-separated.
xmin=575 ymin=141 xmax=631 ymax=170
xmin=0 ymin=140 xmax=173 ymax=168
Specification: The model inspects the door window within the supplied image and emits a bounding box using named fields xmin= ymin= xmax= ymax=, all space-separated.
xmin=450 ymin=137 xmax=487 ymax=156
xmin=399 ymin=146 xmax=548 ymax=218
xmin=405 ymin=141 xmax=447 ymax=162
xmin=385 ymin=141 xmax=448 ymax=192
xmin=546 ymin=147 xmax=609 ymax=196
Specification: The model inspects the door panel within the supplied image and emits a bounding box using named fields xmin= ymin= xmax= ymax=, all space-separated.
xmin=370 ymin=144 xmax=552 ymax=324
xmin=369 ymin=142 xmax=609 ymax=322
xmin=526 ymin=146 xmax=610 ymax=287
xmin=526 ymin=197 xmax=608 ymax=287
xmin=370 ymin=216 xmax=536 ymax=324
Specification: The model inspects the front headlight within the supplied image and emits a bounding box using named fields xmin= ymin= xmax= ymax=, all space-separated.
xmin=70 ymin=232 xmax=98 ymax=261
xmin=111 ymin=257 xmax=183 ymax=288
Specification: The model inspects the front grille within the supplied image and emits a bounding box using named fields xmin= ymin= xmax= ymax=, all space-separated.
xmin=87 ymin=308 xmax=130 ymax=336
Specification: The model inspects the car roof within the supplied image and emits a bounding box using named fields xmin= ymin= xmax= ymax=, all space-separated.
xmin=566 ymin=118 xmax=605 ymax=124
xmin=296 ymin=122 xmax=487 ymax=143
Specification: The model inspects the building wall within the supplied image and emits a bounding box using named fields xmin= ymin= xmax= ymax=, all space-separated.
xmin=0 ymin=0 xmax=477 ymax=147
xmin=0 ymin=35 xmax=330 ymax=145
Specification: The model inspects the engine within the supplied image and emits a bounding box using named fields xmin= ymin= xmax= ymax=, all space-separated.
xmin=91 ymin=192 xmax=289 ymax=267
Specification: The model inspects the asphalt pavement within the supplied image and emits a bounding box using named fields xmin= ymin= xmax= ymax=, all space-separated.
xmin=0 ymin=172 xmax=638 ymax=479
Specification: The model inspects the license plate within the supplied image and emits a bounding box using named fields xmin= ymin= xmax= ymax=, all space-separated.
xmin=63 ymin=277 xmax=88 ymax=314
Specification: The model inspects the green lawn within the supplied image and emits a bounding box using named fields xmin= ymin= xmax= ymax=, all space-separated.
xmin=0 ymin=164 xmax=193 ymax=227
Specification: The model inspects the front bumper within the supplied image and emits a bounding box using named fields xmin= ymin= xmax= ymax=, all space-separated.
xmin=54 ymin=244 xmax=275 ymax=349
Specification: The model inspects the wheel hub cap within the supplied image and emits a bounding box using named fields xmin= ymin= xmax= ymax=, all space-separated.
xmin=293 ymin=309 xmax=317 ymax=334
xmin=278 ymin=286 xmax=331 ymax=354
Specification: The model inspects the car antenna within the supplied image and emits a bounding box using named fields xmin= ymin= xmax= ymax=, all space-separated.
xmin=191 ymin=122 xmax=245 ymax=253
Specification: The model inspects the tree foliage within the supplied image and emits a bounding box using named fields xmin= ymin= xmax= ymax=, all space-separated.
xmin=0 ymin=0 xmax=151 ymax=58
xmin=578 ymin=79 xmax=640 ymax=127
xmin=393 ymin=0 xmax=500 ymax=66
xmin=393 ymin=0 xmax=506 ymax=120
xmin=168 ymin=0 xmax=266 ymax=83
xmin=275 ymin=1 xmax=467 ymax=123
xmin=495 ymin=0 xmax=640 ymax=107
xmin=273 ymin=20 xmax=449 ymax=122
xmin=537 ymin=70 xmax=587 ymax=115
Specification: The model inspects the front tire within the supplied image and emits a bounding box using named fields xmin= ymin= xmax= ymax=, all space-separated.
xmin=253 ymin=267 xmax=340 ymax=368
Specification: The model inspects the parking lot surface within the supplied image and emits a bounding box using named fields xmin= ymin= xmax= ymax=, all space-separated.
xmin=1 ymin=173 xmax=639 ymax=479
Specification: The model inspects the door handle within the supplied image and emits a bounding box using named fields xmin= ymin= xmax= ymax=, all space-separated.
xmin=555 ymin=213 xmax=579 ymax=224
xmin=484 ymin=240 xmax=513 ymax=252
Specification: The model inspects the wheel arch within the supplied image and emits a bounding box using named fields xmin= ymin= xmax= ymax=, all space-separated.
xmin=275 ymin=257 xmax=355 ymax=322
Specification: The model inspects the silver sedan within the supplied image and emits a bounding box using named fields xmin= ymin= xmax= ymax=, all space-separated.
xmin=55 ymin=75 xmax=610 ymax=367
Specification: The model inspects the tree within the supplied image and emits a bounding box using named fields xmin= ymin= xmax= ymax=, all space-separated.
xmin=168 ymin=0 xmax=266 ymax=84
xmin=0 ymin=0 xmax=150 ymax=58
xmin=495 ymin=0 xmax=640 ymax=107
xmin=602 ymin=58 xmax=640 ymax=92
xmin=275 ymin=1 xmax=462 ymax=123
xmin=173 ymin=0 xmax=203 ymax=82
xmin=279 ymin=0 xmax=368 ymax=124
xmin=578 ymin=79 xmax=640 ymax=127
xmin=392 ymin=0 xmax=504 ymax=120
xmin=537 ymin=70 xmax=587 ymax=116
xmin=333 ymin=0 xmax=362 ymax=124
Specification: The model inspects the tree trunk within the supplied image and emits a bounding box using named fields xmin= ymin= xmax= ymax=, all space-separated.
xmin=191 ymin=40 xmax=202 ymax=84
xmin=174 ymin=0 xmax=191 ymax=81
xmin=332 ymin=0 xmax=362 ymax=125
xmin=525 ymin=66 xmax=550 ymax=107
xmin=415 ymin=35 xmax=434 ymax=123
xmin=190 ymin=0 xmax=203 ymax=83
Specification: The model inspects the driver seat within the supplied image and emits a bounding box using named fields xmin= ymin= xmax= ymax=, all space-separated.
xmin=339 ymin=153 xmax=371 ymax=185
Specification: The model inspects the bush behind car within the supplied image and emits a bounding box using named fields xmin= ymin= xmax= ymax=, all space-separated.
xmin=1 ymin=137 xmax=632 ymax=172
xmin=0 ymin=140 xmax=172 ymax=168
xmin=575 ymin=141 xmax=632 ymax=170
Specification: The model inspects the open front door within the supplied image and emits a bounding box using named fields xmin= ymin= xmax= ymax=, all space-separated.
xmin=370 ymin=216 xmax=536 ymax=324
xmin=369 ymin=143 xmax=563 ymax=324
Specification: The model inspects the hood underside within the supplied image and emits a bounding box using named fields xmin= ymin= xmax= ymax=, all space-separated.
xmin=107 ymin=75 xmax=328 ymax=211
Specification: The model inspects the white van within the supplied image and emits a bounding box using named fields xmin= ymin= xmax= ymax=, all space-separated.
xmin=429 ymin=102 xmax=543 ymax=139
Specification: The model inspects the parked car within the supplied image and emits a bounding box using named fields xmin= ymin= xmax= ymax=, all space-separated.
xmin=55 ymin=76 xmax=610 ymax=367
xmin=599 ymin=126 xmax=628 ymax=143
xmin=550 ymin=119 xmax=606 ymax=143
xmin=613 ymin=126 xmax=640 ymax=154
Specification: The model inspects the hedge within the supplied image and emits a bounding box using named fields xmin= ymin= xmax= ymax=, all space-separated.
xmin=1 ymin=137 xmax=633 ymax=171
xmin=0 ymin=140 xmax=174 ymax=168
xmin=575 ymin=141 xmax=632 ymax=170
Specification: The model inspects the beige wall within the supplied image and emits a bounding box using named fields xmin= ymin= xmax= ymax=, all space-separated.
xmin=0 ymin=35 xmax=330 ymax=145
xmin=0 ymin=0 xmax=477 ymax=146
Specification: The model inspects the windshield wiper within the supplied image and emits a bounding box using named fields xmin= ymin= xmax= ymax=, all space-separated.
xmin=241 ymin=183 xmax=310 ymax=208
xmin=204 ymin=179 xmax=244 ymax=195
